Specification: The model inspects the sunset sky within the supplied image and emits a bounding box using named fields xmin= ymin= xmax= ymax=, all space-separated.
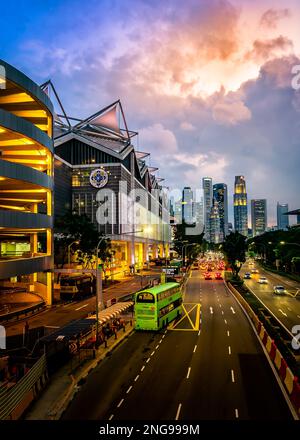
xmin=1 ymin=0 xmax=300 ymax=225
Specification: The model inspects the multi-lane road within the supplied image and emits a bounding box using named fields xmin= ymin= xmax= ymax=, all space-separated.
xmin=63 ymin=270 xmax=293 ymax=420
xmin=240 ymin=264 xmax=300 ymax=334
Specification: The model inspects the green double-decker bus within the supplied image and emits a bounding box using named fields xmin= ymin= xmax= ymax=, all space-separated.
xmin=135 ymin=282 xmax=182 ymax=331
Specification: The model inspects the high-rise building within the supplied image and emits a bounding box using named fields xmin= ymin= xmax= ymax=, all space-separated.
xmin=277 ymin=203 xmax=289 ymax=230
xmin=213 ymin=183 xmax=228 ymax=241
xmin=192 ymin=199 xmax=204 ymax=234
xmin=209 ymin=201 xmax=221 ymax=244
xmin=182 ymin=187 xmax=194 ymax=224
xmin=251 ymin=199 xmax=267 ymax=236
xmin=234 ymin=176 xmax=248 ymax=236
xmin=174 ymin=199 xmax=183 ymax=224
xmin=202 ymin=177 xmax=213 ymax=240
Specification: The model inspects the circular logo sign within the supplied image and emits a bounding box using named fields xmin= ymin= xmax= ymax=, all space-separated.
xmin=89 ymin=168 xmax=108 ymax=188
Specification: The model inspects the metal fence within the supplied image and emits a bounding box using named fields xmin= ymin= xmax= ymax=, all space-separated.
xmin=0 ymin=353 xmax=47 ymax=420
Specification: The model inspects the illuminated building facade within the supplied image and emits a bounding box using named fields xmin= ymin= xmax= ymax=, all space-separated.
xmin=233 ymin=175 xmax=248 ymax=236
xmin=51 ymin=88 xmax=170 ymax=276
xmin=182 ymin=187 xmax=193 ymax=224
xmin=202 ymin=177 xmax=212 ymax=241
xmin=0 ymin=60 xmax=54 ymax=304
xmin=213 ymin=183 xmax=228 ymax=241
xmin=209 ymin=201 xmax=221 ymax=244
xmin=251 ymin=199 xmax=267 ymax=236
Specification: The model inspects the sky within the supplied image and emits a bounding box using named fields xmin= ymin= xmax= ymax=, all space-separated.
xmin=1 ymin=0 xmax=300 ymax=226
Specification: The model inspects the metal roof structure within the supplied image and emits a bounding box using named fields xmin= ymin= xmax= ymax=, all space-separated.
xmin=40 ymin=80 xmax=164 ymax=189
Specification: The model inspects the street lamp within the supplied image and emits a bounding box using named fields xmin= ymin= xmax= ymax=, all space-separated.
xmin=182 ymin=243 xmax=197 ymax=266
xmin=67 ymin=240 xmax=79 ymax=266
xmin=280 ymin=241 xmax=300 ymax=247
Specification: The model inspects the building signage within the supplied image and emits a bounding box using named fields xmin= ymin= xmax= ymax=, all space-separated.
xmin=89 ymin=168 xmax=108 ymax=188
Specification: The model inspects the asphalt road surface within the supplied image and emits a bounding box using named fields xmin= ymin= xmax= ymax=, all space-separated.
xmin=63 ymin=270 xmax=293 ymax=420
xmin=240 ymin=264 xmax=300 ymax=334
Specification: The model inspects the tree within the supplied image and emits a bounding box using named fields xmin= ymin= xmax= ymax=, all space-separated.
xmin=173 ymin=221 xmax=204 ymax=263
xmin=54 ymin=211 xmax=111 ymax=268
xmin=222 ymin=232 xmax=247 ymax=278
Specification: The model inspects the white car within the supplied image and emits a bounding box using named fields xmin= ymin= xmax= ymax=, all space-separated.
xmin=258 ymin=276 xmax=268 ymax=284
xmin=273 ymin=285 xmax=286 ymax=295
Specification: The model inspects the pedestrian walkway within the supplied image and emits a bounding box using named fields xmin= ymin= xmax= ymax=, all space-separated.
xmin=25 ymin=321 xmax=134 ymax=420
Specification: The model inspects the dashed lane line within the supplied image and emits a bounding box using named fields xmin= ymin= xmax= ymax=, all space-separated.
xmin=231 ymin=370 xmax=235 ymax=383
xmin=109 ymin=414 xmax=114 ymax=420
xmin=175 ymin=403 xmax=182 ymax=421
xmin=75 ymin=304 xmax=88 ymax=311
xmin=224 ymin=319 xmax=227 ymax=324
xmin=126 ymin=386 xmax=133 ymax=394
xmin=134 ymin=375 xmax=140 ymax=382
xmin=227 ymin=330 xmax=230 ymax=337
xmin=117 ymin=399 xmax=124 ymax=408
xmin=186 ymin=367 xmax=191 ymax=379
xmin=228 ymin=346 xmax=231 ymax=355
xmin=141 ymin=365 xmax=145 ymax=371
xmin=193 ymin=345 xmax=197 ymax=353
xmin=278 ymin=309 xmax=288 ymax=317
xmin=235 ymin=409 xmax=239 ymax=419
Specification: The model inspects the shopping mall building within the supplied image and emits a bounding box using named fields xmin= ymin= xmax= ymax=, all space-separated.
xmin=51 ymin=84 xmax=171 ymax=278
xmin=0 ymin=60 xmax=54 ymax=305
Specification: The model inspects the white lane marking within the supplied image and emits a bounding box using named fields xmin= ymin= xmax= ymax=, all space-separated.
xmin=198 ymin=330 xmax=201 ymax=336
xmin=175 ymin=403 xmax=182 ymax=420
xmin=141 ymin=365 xmax=145 ymax=371
xmin=117 ymin=399 xmax=124 ymax=408
xmin=231 ymin=370 xmax=235 ymax=383
xmin=75 ymin=304 xmax=88 ymax=311
xmin=219 ymin=304 xmax=222 ymax=308
xmin=109 ymin=414 xmax=114 ymax=420
xmin=227 ymin=330 xmax=230 ymax=337
xmin=159 ymin=339 xmax=163 ymax=343
xmin=134 ymin=375 xmax=140 ymax=382
xmin=193 ymin=345 xmax=197 ymax=353
xmin=164 ymin=330 xmax=167 ymax=334
xmin=146 ymin=358 xmax=150 ymax=363
xmin=210 ymin=306 xmax=213 ymax=314
xmin=297 ymin=315 xmax=300 ymax=319
xmin=151 ymin=351 xmax=155 ymax=356
xmin=63 ymin=302 xmax=73 ymax=308
xmin=230 ymin=306 xmax=236 ymax=314
xmin=278 ymin=309 xmax=287 ymax=317
xmin=224 ymin=319 xmax=227 ymax=324
xmin=186 ymin=367 xmax=191 ymax=379
xmin=228 ymin=346 xmax=231 ymax=355
xmin=235 ymin=409 xmax=239 ymax=419
xmin=221 ymin=311 xmax=224 ymax=315
xmin=155 ymin=345 xmax=159 ymax=349
xmin=126 ymin=386 xmax=133 ymax=394
xmin=162 ymin=335 xmax=166 ymax=339
xmin=287 ymin=307 xmax=291 ymax=312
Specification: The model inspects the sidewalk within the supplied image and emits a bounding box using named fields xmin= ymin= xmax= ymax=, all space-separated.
xmin=25 ymin=321 xmax=134 ymax=420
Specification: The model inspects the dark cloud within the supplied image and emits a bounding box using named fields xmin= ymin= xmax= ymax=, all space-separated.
xmin=260 ymin=8 xmax=290 ymax=29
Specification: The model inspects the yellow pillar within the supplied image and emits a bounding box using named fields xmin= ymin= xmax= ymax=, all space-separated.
xmin=46 ymin=271 xmax=52 ymax=306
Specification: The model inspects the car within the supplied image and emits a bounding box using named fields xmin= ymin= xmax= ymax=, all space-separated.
xmin=251 ymin=269 xmax=259 ymax=274
xmin=258 ymin=276 xmax=268 ymax=284
xmin=244 ymin=272 xmax=251 ymax=279
xmin=215 ymin=272 xmax=223 ymax=280
xmin=273 ymin=285 xmax=286 ymax=295
xmin=204 ymin=272 xmax=212 ymax=280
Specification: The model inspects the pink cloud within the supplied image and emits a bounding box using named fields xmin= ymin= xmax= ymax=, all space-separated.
xmin=260 ymin=8 xmax=290 ymax=29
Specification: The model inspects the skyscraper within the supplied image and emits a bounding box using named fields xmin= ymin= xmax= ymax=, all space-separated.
xmin=209 ymin=201 xmax=221 ymax=244
xmin=192 ymin=199 xmax=204 ymax=234
xmin=213 ymin=183 xmax=228 ymax=241
xmin=234 ymin=175 xmax=248 ymax=236
xmin=202 ymin=177 xmax=213 ymax=240
xmin=277 ymin=202 xmax=289 ymax=230
xmin=251 ymin=199 xmax=267 ymax=236
xmin=182 ymin=187 xmax=194 ymax=224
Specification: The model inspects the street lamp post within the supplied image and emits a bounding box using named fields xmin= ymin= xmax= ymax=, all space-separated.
xmin=280 ymin=241 xmax=300 ymax=248
xmin=67 ymin=240 xmax=79 ymax=267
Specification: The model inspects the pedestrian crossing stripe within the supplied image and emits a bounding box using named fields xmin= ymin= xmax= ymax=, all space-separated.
xmin=168 ymin=303 xmax=201 ymax=331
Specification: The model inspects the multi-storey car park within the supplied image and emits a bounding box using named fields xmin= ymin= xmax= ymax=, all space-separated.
xmin=0 ymin=60 xmax=54 ymax=307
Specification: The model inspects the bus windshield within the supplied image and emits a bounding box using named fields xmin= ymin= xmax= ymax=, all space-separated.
xmin=136 ymin=292 xmax=155 ymax=303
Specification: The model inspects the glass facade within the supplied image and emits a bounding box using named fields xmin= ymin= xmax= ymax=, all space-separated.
xmin=277 ymin=202 xmax=289 ymax=230
xmin=234 ymin=175 xmax=248 ymax=236
xmin=213 ymin=183 xmax=228 ymax=241
xmin=202 ymin=177 xmax=212 ymax=241
xmin=251 ymin=199 xmax=267 ymax=236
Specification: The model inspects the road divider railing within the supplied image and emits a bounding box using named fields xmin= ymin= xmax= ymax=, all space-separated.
xmin=227 ymin=282 xmax=300 ymax=417
xmin=0 ymin=301 xmax=45 ymax=324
